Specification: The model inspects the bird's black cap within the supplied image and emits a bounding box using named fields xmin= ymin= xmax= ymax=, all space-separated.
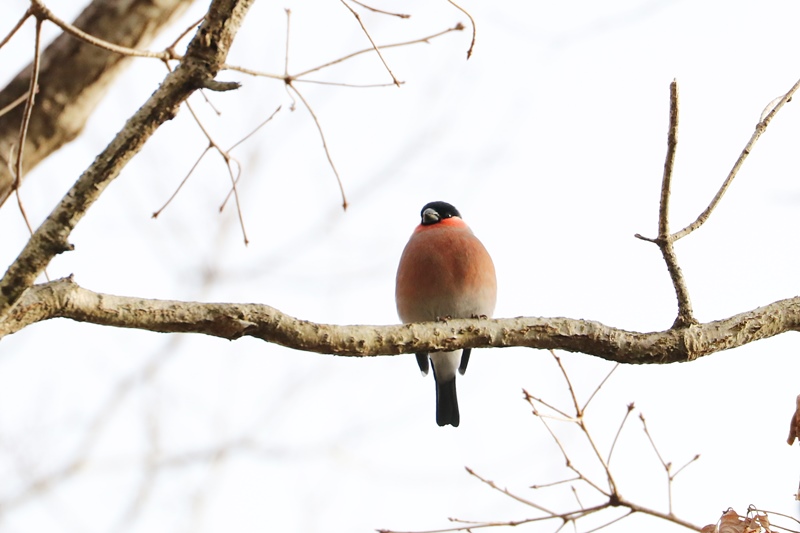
xmin=420 ymin=201 xmax=461 ymax=225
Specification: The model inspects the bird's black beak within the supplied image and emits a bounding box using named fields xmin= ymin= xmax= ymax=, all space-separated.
xmin=422 ymin=208 xmax=440 ymax=225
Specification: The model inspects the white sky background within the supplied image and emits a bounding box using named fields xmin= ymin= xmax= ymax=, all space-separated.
xmin=1 ymin=0 xmax=800 ymax=531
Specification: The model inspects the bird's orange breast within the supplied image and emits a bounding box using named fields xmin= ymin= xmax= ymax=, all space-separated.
xmin=395 ymin=223 xmax=496 ymax=323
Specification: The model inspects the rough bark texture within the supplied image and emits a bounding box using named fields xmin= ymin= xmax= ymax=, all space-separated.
xmin=0 ymin=0 xmax=195 ymax=207
xmin=3 ymin=277 xmax=799 ymax=365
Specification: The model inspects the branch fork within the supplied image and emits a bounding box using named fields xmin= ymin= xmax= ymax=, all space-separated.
xmin=636 ymin=76 xmax=800 ymax=329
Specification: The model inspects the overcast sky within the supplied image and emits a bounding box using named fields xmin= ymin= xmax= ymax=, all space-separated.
xmin=2 ymin=1 xmax=800 ymax=532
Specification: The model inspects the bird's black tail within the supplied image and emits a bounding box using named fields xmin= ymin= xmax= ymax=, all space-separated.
xmin=434 ymin=375 xmax=460 ymax=427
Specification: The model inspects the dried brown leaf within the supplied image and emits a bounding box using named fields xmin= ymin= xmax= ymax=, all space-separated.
xmin=786 ymin=394 xmax=800 ymax=445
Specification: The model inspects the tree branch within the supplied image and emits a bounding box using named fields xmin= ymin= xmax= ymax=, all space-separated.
xmin=0 ymin=0 xmax=254 ymax=318
xmin=637 ymin=80 xmax=696 ymax=328
xmin=0 ymin=0 xmax=195 ymax=207
xmin=671 ymin=75 xmax=800 ymax=241
xmin=3 ymin=277 xmax=800 ymax=364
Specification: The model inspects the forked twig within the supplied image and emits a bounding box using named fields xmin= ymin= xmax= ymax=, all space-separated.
xmin=640 ymin=412 xmax=700 ymax=516
xmin=635 ymin=80 xmax=695 ymax=327
xmin=165 ymin=15 xmax=206 ymax=57
xmin=154 ymin=102 xmax=281 ymax=227
xmin=28 ymin=0 xmax=173 ymax=60
xmin=551 ymin=351 xmax=582 ymax=415
xmin=219 ymin=106 xmax=282 ymax=210
xmin=522 ymin=389 xmax=573 ymax=420
xmin=465 ymin=467 xmax=555 ymax=515
xmin=215 ymin=17 xmax=461 ymax=213
xmin=183 ymin=100 xmax=249 ymax=243
xmin=340 ymin=0 xmax=402 ymax=87
xmin=445 ymin=0 xmax=476 ymax=58
xmin=551 ymin=352 xmax=620 ymax=494
xmin=386 ymin=352 xmax=703 ymax=533
xmin=224 ymin=24 xmax=461 ymax=80
xmin=636 ymin=75 xmax=800 ymax=329
xmin=289 ymin=25 xmax=464 ymax=79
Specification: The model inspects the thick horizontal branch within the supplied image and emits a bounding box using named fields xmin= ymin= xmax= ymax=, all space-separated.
xmin=3 ymin=277 xmax=800 ymax=364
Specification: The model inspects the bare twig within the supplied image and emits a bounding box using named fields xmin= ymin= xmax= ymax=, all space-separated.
xmin=181 ymin=99 xmax=249 ymax=243
xmin=221 ymin=63 xmax=284 ymax=80
xmin=351 ymin=1 xmax=410 ymax=19
xmin=277 ymin=8 xmax=349 ymax=210
xmin=445 ymin=0 xmax=476 ymax=58
xmin=522 ymin=389 xmax=573 ymax=420
xmin=635 ymin=80 xmax=696 ymax=327
xmin=229 ymin=106 xmax=282 ymax=152
xmin=290 ymin=25 xmax=464 ymax=79
xmin=165 ymin=15 xmax=206 ymax=56
xmin=222 ymin=25 xmax=464 ymax=88
xmin=295 ymin=78 xmax=403 ymax=88
xmin=340 ymin=0 xmax=402 ymax=86
xmin=0 ymin=92 xmax=31 ymax=119
xmin=671 ymin=454 xmax=700 ymax=479
xmin=639 ymin=414 xmax=668 ymax=468
xmin=552 ymin=351 xmax=581 ymax=415
xmin=284 ymin=8 xmax=292 ymax=78
xmin=221 ymin=141 xmax=248 ymax=244
xmin=391 ymin=360 xmax=704 ymax=533
xmin=519 ymin=356 xmax=703 ymax=532
xmin=548 ymin=354 xmax=620 ymax=496
xmin=0 ymin=9 xmax=31 ymax=50
xmin=526 ymin=387 xmax=611 ymax=499
xmin=671 ymin=75 xmax=800 ymax=241
xmin=639 ymin=412 xmax=699 ymax=516
xmin=466 ymin=467 xmax=555 ymax=515
xmin=748 ymin=506 xmax=800 ymax=530
xmin=220 ymin=106 xmax=283 ymax=210
xmin=12 ymin=17 xmax=43 ymax=241
xmin=287 ymin=83 xmax=349 ymax=210
xmin=0 ymin=0 xmax=255 ymax=318
xmin=658 ymin=80 xmax=679 ymax=240
xmin=582 ymin=363 xmax=619 ymax=412
xmin=607 ymin=402 xmax=635 ymax=466
xmin=0 ymin=0 xmax=194 ymax=207
xmin=28 ymin=0 xmax=173 ymax=60
xmin=581 ymin=511 xmax=633 ymax=533
xmin=530 ymin=476 xmax=580 ymax=490
xmin=152 ymin=146 xmax=212 ymax=218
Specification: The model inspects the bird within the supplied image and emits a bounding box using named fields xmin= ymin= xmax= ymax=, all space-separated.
xmin=395 ymin=201 xmax=497 ymax=427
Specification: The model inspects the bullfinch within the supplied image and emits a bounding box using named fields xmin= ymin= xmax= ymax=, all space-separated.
xmin=395 ymin=201 xmax=497 ymax=427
